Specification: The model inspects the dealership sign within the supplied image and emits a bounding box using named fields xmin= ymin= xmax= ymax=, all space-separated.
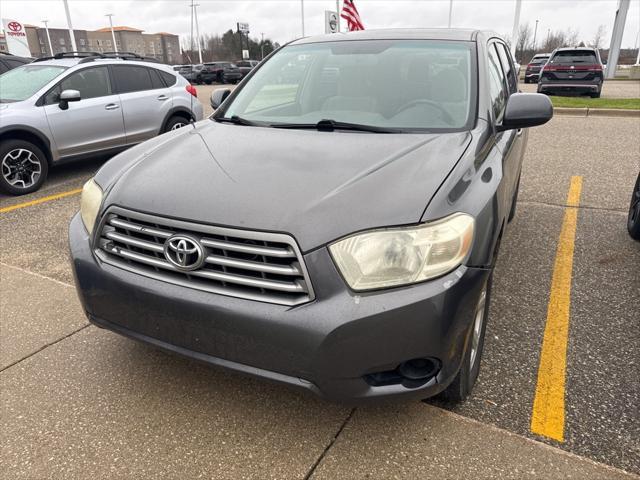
xmin=2 ymin=18 xmax=31 ymax=57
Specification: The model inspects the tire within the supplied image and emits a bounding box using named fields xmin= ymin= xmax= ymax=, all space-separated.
xmin=628 ymin=173 xmax=640 ymax=240
xmin=217 ymin=72 xmax=225 ymax=84
xmin=441 ymin=273 xmax=492 ymax=403
xmin=204 ymin=80 xmax=212 ymax=85
xmin=508 ymin=174 xmax=521 ymax=223
xmin=590 ymin=91 xmax=601 ymax=98
xmin=524 ymin=78 xmax=530 ymax=84
xmin=0 ymin=139 xmax=49 ymax=196
xmin=163 ymin=115 xmax=190 ymax=133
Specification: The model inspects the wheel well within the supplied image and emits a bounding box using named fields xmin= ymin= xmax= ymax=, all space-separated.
xmin=0 ymin=130 xmax=52 ymax=165
xmin=162 ymin=110 xmax=193 ymax=131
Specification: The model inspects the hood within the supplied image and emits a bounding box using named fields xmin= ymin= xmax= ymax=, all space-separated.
xmin=104 ymin=122 xmax=471 ymax=251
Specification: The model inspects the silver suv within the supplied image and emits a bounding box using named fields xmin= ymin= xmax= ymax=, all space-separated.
xmin=0 ymin=52 xmax=204 ymax=195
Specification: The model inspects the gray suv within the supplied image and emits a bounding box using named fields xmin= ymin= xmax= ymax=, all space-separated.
xmin=0 ymin=52 xmax=204 ymax=195
xmin=70 ymin=29 xmax=552 ymax=403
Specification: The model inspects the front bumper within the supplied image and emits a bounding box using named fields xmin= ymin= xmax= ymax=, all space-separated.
xmin=69 ymin=213 xmax=491 ymax=402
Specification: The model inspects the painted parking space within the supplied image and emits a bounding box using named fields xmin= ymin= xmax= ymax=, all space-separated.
xmin=0 ymin=113 xmax=638 ymax=476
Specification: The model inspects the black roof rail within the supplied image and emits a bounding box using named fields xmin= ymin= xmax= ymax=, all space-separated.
xmin=99 ymin=51 xmax=161 ymax=63
xmin=33 ymin=51 xmax=104 ymax=63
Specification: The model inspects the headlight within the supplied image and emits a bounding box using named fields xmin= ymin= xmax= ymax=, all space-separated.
xmin=80 ymin=179 xmax=103 ymax=235
xmin=329 ymin=213 xmax=474 ymax=291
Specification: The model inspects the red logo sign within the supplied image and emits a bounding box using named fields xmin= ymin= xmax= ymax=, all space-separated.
xmin=7 ymin=21 xmax=22 ymax=32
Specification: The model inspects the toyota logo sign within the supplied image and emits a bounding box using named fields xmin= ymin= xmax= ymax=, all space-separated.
xmin=164 ymin=235 xmax=205 ymax=271
xmin=7 ymin=21 xmax=22 ymax=32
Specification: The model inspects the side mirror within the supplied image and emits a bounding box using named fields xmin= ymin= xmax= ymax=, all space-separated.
xmin=498 ymin=93 xmax=553 ymax=131
xmin=210 ymin=88 xmax=231 ymax=110
xmin=59 ymin=89 xmax=81 ymax=110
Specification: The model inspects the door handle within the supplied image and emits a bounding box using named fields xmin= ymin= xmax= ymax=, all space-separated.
xmin=105 ymin=103 xmax=120 ymax=110
xmin=157 ymin=95 xmax=169 ymax=101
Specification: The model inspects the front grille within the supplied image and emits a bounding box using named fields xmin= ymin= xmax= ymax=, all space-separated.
xmin=95 ymin=207 xmax=315 ymax=306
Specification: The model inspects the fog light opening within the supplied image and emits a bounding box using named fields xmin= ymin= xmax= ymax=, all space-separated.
xmin=398 ymin=357 xmax=439 ymax=381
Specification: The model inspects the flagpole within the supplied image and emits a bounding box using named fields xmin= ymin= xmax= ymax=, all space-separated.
xmin=336 ymin=0 xmax=341 ymax=32
xmin=106 ymin=14 xmax=117 ymax=53
xmin=510 ymin=0 xmax=522 ymax=56
xmin=448 ymin=0 xmax=453 ymax=28
xmin=301 ymin=0 xmax=305 ymax=37
xmin=62 ymin=0 xmax=78 ymax=52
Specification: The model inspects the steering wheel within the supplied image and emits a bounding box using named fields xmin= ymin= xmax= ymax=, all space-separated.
xmin=393 ymin=99 xmax=456 ymax=126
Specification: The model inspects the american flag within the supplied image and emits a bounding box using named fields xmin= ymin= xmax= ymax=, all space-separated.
xmin=341 ymin=0 xmax=365 ymax=31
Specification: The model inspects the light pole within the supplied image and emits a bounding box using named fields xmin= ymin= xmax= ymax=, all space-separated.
xmin=261 ymin=32 xmax=265 ymax=60
xmin=532 ymin=19 xmax=539 ymax=51
xmin=336 ymin=0 xmax=341 ymax=32
xmin=301 ymin=0 xmax=305 ymax=37
xmin=448 ymin=0 xmax=453 ymax=28
xmin=62 ymin=0 xmax=78 ymax=52
xmin=191 ymin=1 xmax=203 ymax=64
xmin=510 ymin=0 xmax=522 ymax=56
xmin=42 ymin=19 xmax=53 ymax=56
xmin=105 ymin=14 xmax=117 ymax=53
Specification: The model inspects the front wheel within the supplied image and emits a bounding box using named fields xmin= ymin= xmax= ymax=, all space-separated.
xmin=590 ymin=91 xmax=601 ymax=98
xmin=440 ymin=274 xmax=492 ymax=403
xmin=163 ymin=116 xmax=190 ymax=133
xmin=628 ymin=173 xmax=640 ymax=240
xmin=0 ymin=140 xmax=49 ymax=196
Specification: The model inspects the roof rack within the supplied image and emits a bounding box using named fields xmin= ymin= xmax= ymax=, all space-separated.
xmin=33 ymin=51 xmax=104 ymax=63
xmin=32 ymin=51 xmax=161 ymax=64
xmin=98 ymin=51 xmax=161 ymax=63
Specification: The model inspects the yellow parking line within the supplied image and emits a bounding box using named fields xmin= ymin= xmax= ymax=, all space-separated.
xmin=0 ymin=188 xmax=82 ymax=214
xmin=530 ymin=176 xmax=582 ymax=442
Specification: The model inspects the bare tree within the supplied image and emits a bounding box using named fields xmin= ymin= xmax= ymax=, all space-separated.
xmin=516 ymin=23 xmax=533 ymax=59
xmin=591 ymin=24 xmax=607 ymax=49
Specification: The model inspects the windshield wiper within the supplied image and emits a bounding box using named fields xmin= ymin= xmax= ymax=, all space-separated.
xmin=214 ymin=115 xmax=262 ymax=127
xmin=272 ymin=119 xmax=396 ymax=133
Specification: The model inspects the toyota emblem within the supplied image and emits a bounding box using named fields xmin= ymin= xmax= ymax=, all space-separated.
xmin=164 ymin=235 xmax=205 ymax=271
xmin=8 ymin=22 xmax=22 ymax=32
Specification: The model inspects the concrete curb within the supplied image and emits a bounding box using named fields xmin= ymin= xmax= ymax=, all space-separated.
xmin=554 ymin=107 xmax=640 ymax=118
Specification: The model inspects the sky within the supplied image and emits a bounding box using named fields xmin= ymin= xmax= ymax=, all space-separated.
xmin=1 ymin=0 xmax=639 ymax=49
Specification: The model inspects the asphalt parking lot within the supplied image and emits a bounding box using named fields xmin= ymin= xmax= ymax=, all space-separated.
xmin=1 ymin=82 xmax=639 ymax=478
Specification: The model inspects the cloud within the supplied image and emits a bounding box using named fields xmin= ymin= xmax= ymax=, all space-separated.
xmin=2 ymin=0 xmax=639 ymax=50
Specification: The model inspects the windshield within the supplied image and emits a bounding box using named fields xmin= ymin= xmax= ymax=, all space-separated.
xmin=530 ymin=56 xmax=549 ymax=64
xmin=0 ymin=65 xmax=67 ymax=103
xmin=220 ymin=40 xmax=474 ymax=131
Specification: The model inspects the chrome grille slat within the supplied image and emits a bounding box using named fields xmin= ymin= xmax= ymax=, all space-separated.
xmin=199 ymin=238 xmax=295 ymax=258
xmin=96 ymin=207 xmax=314 ymax=306
xmin=106 ymin=247 xmax=305 ymax=293
xmin=105 ymin=231 xmax=165 ymax=253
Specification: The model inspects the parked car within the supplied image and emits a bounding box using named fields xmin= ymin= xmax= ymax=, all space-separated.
xmin=629 ymin=172 xmax=640 ymax=240
xmin=70 ymin=29 xmax=552 ymax=403
xmin=523 ymin=53 xmax=550 ymax=83
xmin=198 ymin=62 xmax=241 ymax=84
xmin=236 ymin=60 xmax=260 ymax=79
xmin=537 ymin=47 xmax=604 ymax=97
xmin=0 ymin=51 xmax=204 ymax=195
xmin=0 ymin=52 xmax=32 ymax=74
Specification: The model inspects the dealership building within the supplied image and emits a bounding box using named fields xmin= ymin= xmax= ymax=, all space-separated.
xmin=3 ymin=23 xmax=181 ymax=64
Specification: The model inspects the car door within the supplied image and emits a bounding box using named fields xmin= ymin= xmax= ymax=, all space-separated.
xmin=494 ymin=41 xmax=527 ymax=195
xmin=42 ymin=65 xmax=126 ymax=158
xmin=112 ymin=64 xmax=173 ymax=144
xmin=486 ymin=41 xmax=519 ymax=222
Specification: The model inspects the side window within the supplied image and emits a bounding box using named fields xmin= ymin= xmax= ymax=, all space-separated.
xmin=487 ymin=44 xmax=508 ymax=124
xmin=158 ymin=70 xmax=177 ymax=87
xmin=149 ymin=68 xmax=165 ymax=89
xmin=113 ymin=65 xmax=153 ymax=94
xmin=495 ymin=42 xmax=517 ymax=94
xmin=44 ymin=66 xmax=112 ymax=105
